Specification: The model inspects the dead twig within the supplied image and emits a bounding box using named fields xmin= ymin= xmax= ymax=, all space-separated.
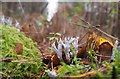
xmin=95 ymin=27 xmax=119 ymax=41
xmin=18 ymin=0 xmax=25 ymax=17
xmin=72 ymin=18 xmax=120 ymax=41
xmin=10 ymin=63 xmax=22 ymax=78
xmin=64 ymin=67 xmax=106 ymax=78
xmin=3 ymin=65 xmax=10 ymax=77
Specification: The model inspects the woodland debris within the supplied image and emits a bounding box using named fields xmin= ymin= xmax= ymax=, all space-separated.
xmin=45 ymin=69 xmax=58 ymax=78
xmin=14 ymin=43 xmax=23 ymax=55
xmin=64 ymin=67 xmax=106 ymax=78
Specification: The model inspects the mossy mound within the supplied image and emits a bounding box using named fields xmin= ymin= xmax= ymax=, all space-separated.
xmin=0 ymin=24 xmax=45 ymax=78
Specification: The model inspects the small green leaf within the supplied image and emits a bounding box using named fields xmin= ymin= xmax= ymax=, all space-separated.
xmin=49 ymin=32 xmax=55 ymax=35
xmin=56 ymin=32 xmax=61 ymax=36
xmin=49 ymin=37 xmax=55 ymax=41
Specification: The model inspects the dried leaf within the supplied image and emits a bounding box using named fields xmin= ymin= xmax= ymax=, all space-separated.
xmin=14 ymin=43 xmax=23 ymax=55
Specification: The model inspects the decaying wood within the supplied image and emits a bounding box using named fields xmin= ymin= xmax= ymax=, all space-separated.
xmin=98 ymin=42 xmax=113 ymax=61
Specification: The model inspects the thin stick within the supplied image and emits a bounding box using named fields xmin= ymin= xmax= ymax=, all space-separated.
xmin=3 ymin=65 xmax=10 ymax=76
xmin=79 ymin=31 xmax=89 ymax=42
xmin=64 ymin=67 xmax=106 ymax=78
xmin=95 ymin=27 xmax=119 ymax=41
xmin=10 ymin=63 xmax=22 ymax=78
xmin=72 ymin=19 xmax=120 ymax=41
xmin=18 ymin=0 xmax=25 ymax=16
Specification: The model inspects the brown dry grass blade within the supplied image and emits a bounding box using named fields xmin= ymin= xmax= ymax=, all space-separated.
xmin=63 ymin=67 xmax=106 ymax=78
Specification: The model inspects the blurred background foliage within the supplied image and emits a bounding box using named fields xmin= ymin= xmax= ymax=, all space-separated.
xmin=0 ymin=2 xmax=119 ymax=48
xmin=1 ymin=2 xmax=118 ymax=24
xmin=0 ymin=1 xmax=120 ymax=78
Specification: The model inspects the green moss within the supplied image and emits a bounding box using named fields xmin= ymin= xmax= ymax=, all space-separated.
xmin=0 ymin=24 xmax=45 ymax=78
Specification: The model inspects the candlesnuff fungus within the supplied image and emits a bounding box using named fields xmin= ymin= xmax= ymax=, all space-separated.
xmin=72 ymin=37 xmax=79 ymax=56
xmin=0 ymin=15 xmax=12 ymax=26
xmin=0 ymin=15 xmax=21 ymax=30
xmin=111 ymin=40 xmax=118 ymax=60
xmin=45 ymin=69 xmax=58 ymax=78
xmin=6 ymin=17 xmax=12 ymax=26
xmin=0 ymin=15 xmax=5 ymax=24
xmin=52 ymin=37 xmax=79 ymax=64
xmin=15 ymin=20 xmax=21 ymax=29
xmin=57 ymin=38 xmax=63 ymax=60
xmin=52 ymin=40 xmax=63 ymax=61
